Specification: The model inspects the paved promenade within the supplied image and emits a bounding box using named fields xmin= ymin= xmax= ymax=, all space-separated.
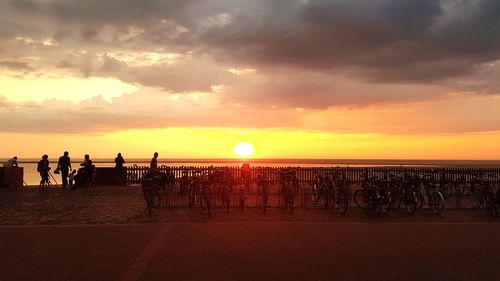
xmin=0 ymin=186 xmax=496 ymax=224
xmin=0 ymin=186 xmax=499 ymax=281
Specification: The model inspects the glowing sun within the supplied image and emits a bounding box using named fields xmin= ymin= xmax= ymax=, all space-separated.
xmin=232 ymin=142 xmax=256 ymax=157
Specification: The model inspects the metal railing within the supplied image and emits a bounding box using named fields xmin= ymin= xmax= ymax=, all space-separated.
xmin=127 ymin=166 xmax=500 ymax=209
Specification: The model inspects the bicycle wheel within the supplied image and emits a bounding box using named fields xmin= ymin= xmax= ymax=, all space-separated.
xmin=416 ymin=190 xmax=425 ymax=209
xmin=462 ymin=183 xmax=473 ymax=196
xmin=441 ymin=183 xmax=453 ymax=199
xmin=239 ymin=190 xmax=245 ymax=213
xmin=311 ymin=184 xmax=320 ymax=206
xmin=377 ymin=191 xmax=390 ymax=216
xmin=353 ymin=189 xmax=374 ymax=210
xmin=200 ymin=193 xmax=207 ymax=209
xmin=200 ymin=191 xmax=211 ymax=216
xmin=337 ymin=189 xmax=348 ymax=215
xmin=404 ymin=191 xmax=417 ymax=215
xmin=189 ymin=189 xmax=197 ymax=207
xmin=490 ymin=203 xmax=498 ymax=218
xmin=325 ymin=187 xmax=334 ymax=208
xmin=429 ymin=190 xmax=444 ymax=214
xmin=265 ymin=183 xmax=272 ymax=211
xmin=207 ymin=196 xmax=211 ymax=217
xmin=262 ymin=194 xmax=268 ymax=214
xmin=150 ymin=189 xmax=161 ymax=208
xmin=222 ymin=191 xmax=231 ymax=213
xmin=390 ymin=190 xmax=402 ymax=209
xmin=486 ymin=194 xmax=497 ymax=218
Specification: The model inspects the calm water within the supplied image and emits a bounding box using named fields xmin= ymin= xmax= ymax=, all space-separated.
xmin=7 ymin=158 xmax=500 ymax=186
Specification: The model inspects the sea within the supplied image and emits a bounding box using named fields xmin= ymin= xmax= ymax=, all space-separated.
xmin=4 ymin=158 xmax=500 ymax=186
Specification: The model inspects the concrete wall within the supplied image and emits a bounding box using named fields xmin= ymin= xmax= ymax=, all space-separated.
xmin=94 ymin=167 xmax=127 ymax=186
xmin=0 ymin=167 xmax=24 ymax=188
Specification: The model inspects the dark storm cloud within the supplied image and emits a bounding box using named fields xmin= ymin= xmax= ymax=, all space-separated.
xmin=4 ymin=0 xmax=500 ymax=84
xmin=435 ymin=0 xmax=500 ymax=54
xmin=97 ymin=54 xmax=226 ymax=93
xmin=201 ymin=0 xmax=500 ymax=83
xmin=2 ymin=0 xmax=500 ymax=112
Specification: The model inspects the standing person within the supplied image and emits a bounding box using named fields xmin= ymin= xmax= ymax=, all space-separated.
xmin=150 ymin=152 xmax=158 ymax=171
xmin=114 ymin=153 xmax=125 ymax=185
xmin=3 ymin=156 xmax=18 ymax=167
xmin=57 ymin=151 xmax=72 ymax=189
xmin=81 ymin=154 xmax=94 ymax=187
xmin=37 ymin=155 xmax=50 ymax=189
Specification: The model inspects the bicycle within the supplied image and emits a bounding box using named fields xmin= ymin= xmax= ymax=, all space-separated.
xmin=199 ymin=178 xmax=212 ymax=217
xmin=142 ymin=186 xmax=161 ymax=215
xmin=188 ymin=169 xmax=205 ymax=207
xmin=141 ymin=169 xmax=174 ymax=207
xmin=353 ymin=172 xmax=391 ymax=216
xmin=256 ymin=172 xmax=271 ymax=214
xmin=238 ymin=183 xmax=246 ymax=213
xmin=219 ymin=170 xmax=233 ymax=213
xmin=474 ymin=175 xmax=498 ymax=218
xmin=278 ymin=169 xmax=299 ymax=214
xmin=439 ymin=175 xmax=467 ymax=199
xmin=463 ymin=173 xmax=481 ymax=196
xmin=389 ymin=173 xmax=418 ymax=214
xmin=179 ymin=168 xmax=189 ymax=197
xmin=199 ymin=168 xmax=218 ymax=217
xmin=415 ymin=175 xmax=445 ymax=214
xmin=333 ymin=173 xmax=350 ymax=215
xmin=159 ymin=166 xmax=176 ymax=194
xmin=189 ymin=175 xmax=200 ymax=207
xmin=312 ymin=170 xmax=334 ymax=208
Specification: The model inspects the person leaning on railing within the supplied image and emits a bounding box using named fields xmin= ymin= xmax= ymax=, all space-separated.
xmin=150 ymin=152 xmax=158 ymax=171
xmin=3 ymin=156 xmax=18 ymax=167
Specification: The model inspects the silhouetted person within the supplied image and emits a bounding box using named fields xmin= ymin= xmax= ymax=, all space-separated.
xmin=150 ymin=152 xmax=158 ymax=170
xmin=3 ymin=156 xmax=18 ymax=167
xmin=81 ymin=154 xmax=93 ymax=187
xmin=57 ymin=151 xmax=72 ymax=189
xmin=114 ymin=153 xmax=125 ymax=185
xmin=38 ymin=155 xmax=50 ymax=189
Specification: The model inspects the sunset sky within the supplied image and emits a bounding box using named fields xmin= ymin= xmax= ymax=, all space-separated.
xmin=1 ymin=0 xmax=500 ymax=159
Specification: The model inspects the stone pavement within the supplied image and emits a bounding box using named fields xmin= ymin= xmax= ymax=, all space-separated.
xmin=1 ymin=222 xmax=500 ymax=281
xmin=1 ymin=186 xmax=500 ymax=281
xmin=0 ymin=186 xmax=498 ymax=225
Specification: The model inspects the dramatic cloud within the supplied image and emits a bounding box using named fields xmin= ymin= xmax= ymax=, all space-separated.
xmin=1 ymin=90 xmax=500 ymax=135
xmin=0 ymin=89 xmax=302 ymax=134
xmin=202 ymin=0 xmax=500 ymax=83
xmin=1 ymin=0 xmax=500 ymax=135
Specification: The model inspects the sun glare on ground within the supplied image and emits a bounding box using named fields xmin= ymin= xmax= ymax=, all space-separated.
xmin=232 ymin=142 xmax=256 ymax=157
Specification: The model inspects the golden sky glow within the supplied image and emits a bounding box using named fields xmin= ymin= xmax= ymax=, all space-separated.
xmin=1 ymin=128 xmax=500 ymax=160
xmin=1 ymin=1 xmax=500 ymax=160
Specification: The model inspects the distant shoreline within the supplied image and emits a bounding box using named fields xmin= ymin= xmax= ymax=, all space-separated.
xmin=5 ymin=158 xmax=500 ymax=168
